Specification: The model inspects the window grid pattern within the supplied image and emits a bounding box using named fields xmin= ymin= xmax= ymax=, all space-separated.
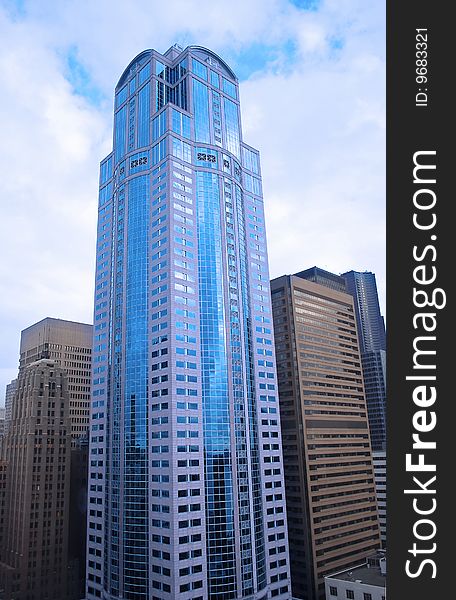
xmin=137 ymin=82 xmax=150 ymax=148
xmin=193 ymin=78 xmax=210 ymax=143
xmin=88 ymin=45 xmax=292 ymax=600
xmin=271 ymin=276 xmax=380 ymax=599
xmin=235 ymin=183 xmax=267 ymax=591
xmin=196 ymin=171 xmax=236 ymax=599
xmin=104 ymin=184 xmax=125 ymax=596
xmin=224 ymin=178 xmax=255 ymax=593
xmin=123 ymin=175 xmax=150 ymax=597
xmin=115 ymin=105 xmax=127 ymax=163
xmin=223 ymin=98 xmax=240 ymax=159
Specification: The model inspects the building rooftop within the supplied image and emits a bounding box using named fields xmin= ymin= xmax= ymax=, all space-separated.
xmin=294 ymin=266 xmax=347 ymax=293
xmin=326 ymin=553 xmax=386 ymax=589
xmin=21 ymin=317 xmax=92 ymax=333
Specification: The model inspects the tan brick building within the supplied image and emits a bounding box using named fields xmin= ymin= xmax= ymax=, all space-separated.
xmin=0 ymin=359 xmax=78 ymax=599
xmin=19 ymin=318 xmax=92 ymax=439
xmin=271 ymin=271 xmax=380 ymax=600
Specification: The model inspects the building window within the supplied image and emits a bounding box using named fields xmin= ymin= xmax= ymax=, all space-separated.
xmin=346 ymin=591 xmax=354 ymax=600
xmin=329 ymin=586 xmax=338 ymax=596
xmin=364 ymin=595 xmax=372 ymax=600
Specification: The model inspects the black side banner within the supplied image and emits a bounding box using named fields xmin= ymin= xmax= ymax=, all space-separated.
xmin=388 ymin=2 xmax=452 ymax=598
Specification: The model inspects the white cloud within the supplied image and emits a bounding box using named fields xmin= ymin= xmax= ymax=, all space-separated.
xmin=0 ymin=8 xmax=110 ymax=396
xmin=0 ymin=0 xmax=385 ymax=397
xmin=239 ymin=0 xmax=385 ymax=310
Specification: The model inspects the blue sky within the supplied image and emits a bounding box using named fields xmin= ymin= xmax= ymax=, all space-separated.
xmin=0 ymin=0 xmax=385 ymax=399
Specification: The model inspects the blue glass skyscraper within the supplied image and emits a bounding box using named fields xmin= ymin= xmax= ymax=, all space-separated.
xmin=342 ymin=271 xmax=386 ymax=354
xmin=342 ymin=271 xmax=386 ymax=451
xmin=86 ymin=45 xmax=291 ymax=600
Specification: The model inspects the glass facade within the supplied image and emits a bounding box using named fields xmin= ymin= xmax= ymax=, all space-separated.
xmin=87 ymin=45 xmax=291 ymax=600
xmin=196 ymin=171 xmax=236 ymax=596
xmin=360 ymin=349 xmax=386 ymax=451
xmin=123 ymin=175 xmax=150 ymax=597
xmin=115 ymin=104 xmax=127 ymax=162
xmin=342 ymin=271 xmax=386 ymax=354
xmin=193 ymin=79 xmax=210 ymax=143
xmin=223 ymin=98 xmax=240 ymax=159
xmin=342 ymin=271 xmax=387 ymax=451
xmin=137 ymin=83 xmax=151 ymax=148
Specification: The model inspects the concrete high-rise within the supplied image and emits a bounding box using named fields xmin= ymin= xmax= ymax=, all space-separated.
xmin=0 ymin=359 xmax=77 ymax=600
xmin=3 ymin=379 xmax=17 ymax=436
xmin=19 ymin=318 xmax=92 ymax=439
xmin=86 ymin=45 xmax=290 ymax=600
xmin=271 ymin=272 xmax=380 ymax=600
xmin=342 ymin=272 xmax=386 ymax=451
xmin=0 ymin=318 xmax=92 ymax=598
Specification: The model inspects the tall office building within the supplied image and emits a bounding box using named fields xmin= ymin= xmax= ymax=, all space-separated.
xmin=360 ymin=350 xmax=386 ymax=452
xmin=271 ymin=271 xmax=380 ymax=600
xmin=342 ymin=272 xmax=386 ymax=451
xmin=0 ymin=318 xmax=92 ymax=596
xmin=86 ymin=45 xmax=290 ymax=600
xmin=342 ymin=271 xmax=386 ymax=354
xmin=0 ymin=359 xmax=78 ymax=600
xmin=3 ymin=379 xmax=17 ymax=435
xmin=19 ymin=318 xmax=93 ymax=439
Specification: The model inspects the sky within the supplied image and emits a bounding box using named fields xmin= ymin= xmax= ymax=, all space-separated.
xmin=0 ymin=0 xmax=385 ymax=399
